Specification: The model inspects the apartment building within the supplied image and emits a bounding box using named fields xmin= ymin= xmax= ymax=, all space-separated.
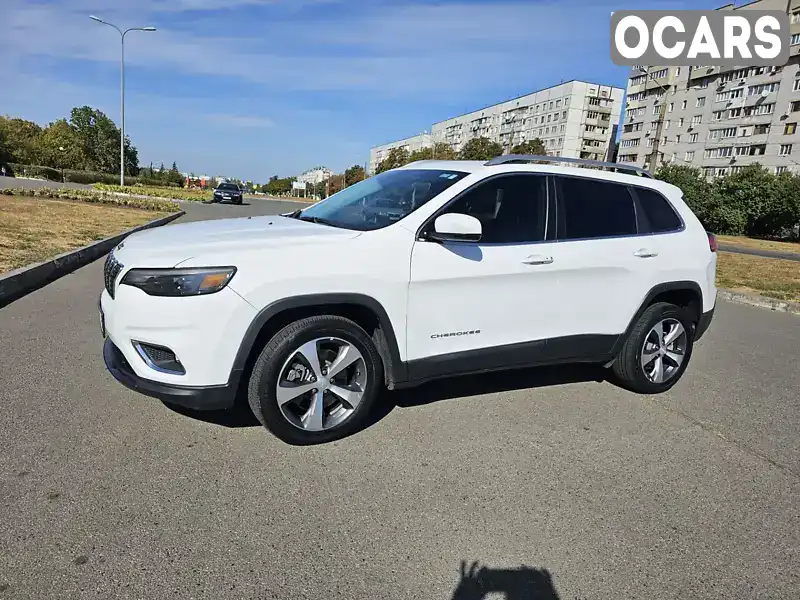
xmin=618 ymin=0 xmax=800 ymax=177
xmin=431 ymin=81 xmax=623 ymax=161
xmin=296 ymin=166 xmax=333 ymax=185
xmin=367 ymin=80 xmax=624 ymax=173
xmin=368 ymin=132 xmax=432 ymax=175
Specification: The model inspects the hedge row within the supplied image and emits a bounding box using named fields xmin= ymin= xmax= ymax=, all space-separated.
xmin=3 ymin=163 xmax=181 ymax=187
xmin=1 ymin=187 xmax=180 ymax=212
xmin=655 ymin=163 xmax=800 ymax=239
xmin=93 ymin=183 xmax=211 ymax=202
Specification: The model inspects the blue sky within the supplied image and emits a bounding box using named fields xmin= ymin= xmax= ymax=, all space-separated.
xmin=1 ymin=0 xmax=720 ymax=181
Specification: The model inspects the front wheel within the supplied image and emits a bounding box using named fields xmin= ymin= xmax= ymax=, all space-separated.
xmin=247 ymin=315 xmax=384 ymax=444
xmin=612 ymin=302 xmax=694 ymax=394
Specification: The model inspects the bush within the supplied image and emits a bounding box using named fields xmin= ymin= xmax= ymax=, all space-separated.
xmin=93 ymin=183 xmax=211 ymax=202
xmin=655 ymin=162 xmax=800 ymax=239
xmin=1 ymin=187 xmax=180 ymax=212
xmin=5 ymin=162 xmax=185 ymax=187
xmin=7 ymin=162 xmax=61 ymax=181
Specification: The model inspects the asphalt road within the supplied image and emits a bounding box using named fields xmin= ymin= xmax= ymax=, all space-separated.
xmin=717 ymin=243 xmax=800 ymax=262
xmin=1 ymin=199 xmax=798 ymax=600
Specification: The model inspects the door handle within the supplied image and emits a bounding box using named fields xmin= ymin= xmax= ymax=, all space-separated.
xmin=522 ymin=255 xmax=554 ymax=265
xmin=634 ymin=248 xmax=658 ymax=258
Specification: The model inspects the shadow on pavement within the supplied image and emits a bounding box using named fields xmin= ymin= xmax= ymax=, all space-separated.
xmin=376 ymin=362 xmax=608 ymax=418
xmin=162 ymin=402 xmax=261 ymax=427
xmin=161 ymin=388 xmax=260 ymax=428
xmin=165 ymin=363 xmax=608 ymax=430
xmin=450 ymin=561 xmax=561 ymax=599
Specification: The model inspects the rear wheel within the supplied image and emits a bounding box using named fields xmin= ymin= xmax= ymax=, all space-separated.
xmin=247 ymin=315 xmax=383 ymax=444
xmin=612 ymin=302 xmax=694 ymax=394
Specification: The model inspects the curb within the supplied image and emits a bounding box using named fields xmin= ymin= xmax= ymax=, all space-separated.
xmin=0 ymin=210 xmax=185 ymax=309
xmin=720 ymin=289 xmax=800 ymax=316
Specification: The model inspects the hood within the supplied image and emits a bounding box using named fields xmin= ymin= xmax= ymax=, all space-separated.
xmin=113 ymin=215 xmax=361 ymax=267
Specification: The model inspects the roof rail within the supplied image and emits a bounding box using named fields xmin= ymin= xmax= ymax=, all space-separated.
xmin=484 ymin=154 xmax=654 ymax=178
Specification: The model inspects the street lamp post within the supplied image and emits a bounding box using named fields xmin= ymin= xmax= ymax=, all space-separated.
xmin=90 ymin=16 xmax=156 ymax=186
xmin=58 ymin=146 xmax=65 ymax=183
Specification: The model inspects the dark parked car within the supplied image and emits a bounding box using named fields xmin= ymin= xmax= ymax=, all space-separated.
xmin=212 ymin=182 xmax=244 ymax=204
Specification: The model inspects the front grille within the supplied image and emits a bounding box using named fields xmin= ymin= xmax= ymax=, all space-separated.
xmin=104 ymin=252 xmax=124 ymax=299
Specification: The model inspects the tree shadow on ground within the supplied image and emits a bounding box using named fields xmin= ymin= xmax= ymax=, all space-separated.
xmin=450 ymin=561 xmax=561 ymax=600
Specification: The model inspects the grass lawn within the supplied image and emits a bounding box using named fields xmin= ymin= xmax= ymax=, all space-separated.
xmin=0 ymin=195 xmax=170 ymax=273
xmin=716 ymin=234 xmax=800 ymax=255
xmin=717 ymin=251 xmax=800 ymax=303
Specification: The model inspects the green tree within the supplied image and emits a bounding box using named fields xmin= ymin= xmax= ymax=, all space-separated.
xmin=264 ymin=176 xmax=294 ymax=195
xmin=431 ymin=142 xmax=457 ymax=160
xmin=168 ymin=161 xmax=184 ymax=186
xmin=711 ymin=163 xmax=782 ymax=236
xmin=457 ymin=137 xmax=503 ymax=161
xmin=510 ymin=138 xmax=547 ymax=156
xmin=0 ymin=116 xmax=43 ymax=164
xmin=344 ymin=164 xmax=366 ymax=186
xmin=767 ymin=172 xmax=800 ymax=237
xmin=376 ymin=147 xmax=410 ymax=173
xmin=35 ymin=119 xmax=86 ymax=170
xmin=68 ymin=106 xmax=139 ymax=175
xmin=655 ymin=163 xmax=714 ymax=224
xmin=409 ymin=143 xmax=458 ymax=162
xmin=327 ymin=174 xmax=346 ymax=195
xmin=0 ymin=123 xmax=14 ymax=167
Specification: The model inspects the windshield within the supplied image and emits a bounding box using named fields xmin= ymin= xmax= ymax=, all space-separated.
xmin=217 ymin=183 xmax=239 ymax=191
xmin=299 ymin=169 xmax=468 ymax=231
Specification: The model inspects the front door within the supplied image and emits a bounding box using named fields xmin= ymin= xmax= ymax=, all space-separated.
xmin=406 ymin=173 xmax=561 ymax=374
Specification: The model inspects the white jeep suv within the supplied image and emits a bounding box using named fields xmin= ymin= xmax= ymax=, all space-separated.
xmin=100 ymin=155 xmax=717 ymax=445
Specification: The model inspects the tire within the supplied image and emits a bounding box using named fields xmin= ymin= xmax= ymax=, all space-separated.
xmin=247 ymin=315 xmax=384 ymax=445
xmin=612 ymin=302 xmax=694 ymax=394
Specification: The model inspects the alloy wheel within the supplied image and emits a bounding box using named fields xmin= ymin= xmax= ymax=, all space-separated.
xmin=640 ymin=318 xmax=688 ymax=384
xmin=275 ymin=337 xmax=367 ymax=431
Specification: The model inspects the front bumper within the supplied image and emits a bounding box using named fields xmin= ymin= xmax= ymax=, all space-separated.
xmin=104 ymin=338 xmax=235 ymax=410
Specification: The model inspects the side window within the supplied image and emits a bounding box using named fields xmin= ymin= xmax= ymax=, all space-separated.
xmin=444 ymin=174 xmax=547 ymax=243
xmin=556 ymin=176 xmax=637 ymax=240
xmin=634 ymin=187 xmax=683 ymax=233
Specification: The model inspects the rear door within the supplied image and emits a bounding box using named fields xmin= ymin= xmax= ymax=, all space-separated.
xmin=547 ymin=174 xmax=650 ymax=342
xmin=406 ymin=173 xmax=562 ymax=365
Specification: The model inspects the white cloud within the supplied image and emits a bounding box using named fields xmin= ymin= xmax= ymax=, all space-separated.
xmin=1 ymin=0 xmax=606 ymax=96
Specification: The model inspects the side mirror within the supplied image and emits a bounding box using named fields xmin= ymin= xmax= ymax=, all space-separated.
xmin=425 ymin=213 xmax=482 ymax=242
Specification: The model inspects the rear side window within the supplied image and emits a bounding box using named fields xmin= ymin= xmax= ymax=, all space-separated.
xmin=635 ymin=188 xmax=683 ymax=233
xmin=555 ymin=176 xmax=637 ymax=240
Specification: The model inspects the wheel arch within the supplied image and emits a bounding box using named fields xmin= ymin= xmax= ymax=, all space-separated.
xmin=229 ymin=293 xmax=406 ymax=392
xmin=612 ymin=281 xmax=703 ymax=356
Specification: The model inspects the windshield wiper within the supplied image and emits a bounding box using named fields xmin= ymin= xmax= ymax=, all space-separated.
xmin=285 ymin=209 xmax=303 ymax=219
xmin=297 ymin=215 xmax=342 ymax=228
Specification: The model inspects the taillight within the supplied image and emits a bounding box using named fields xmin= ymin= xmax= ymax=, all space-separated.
xmin=707 ymin=232 xmax=717 ymax=252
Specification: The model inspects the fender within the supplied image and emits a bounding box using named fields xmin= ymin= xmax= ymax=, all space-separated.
xmin=227 ymin=293 xmax=407 ymax=390
xmin=610 ymin=281 xmax=703 ymax=356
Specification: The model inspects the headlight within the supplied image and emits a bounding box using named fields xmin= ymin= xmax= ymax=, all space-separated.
xmin=120 ymin=267 xmax=237 ymax=297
